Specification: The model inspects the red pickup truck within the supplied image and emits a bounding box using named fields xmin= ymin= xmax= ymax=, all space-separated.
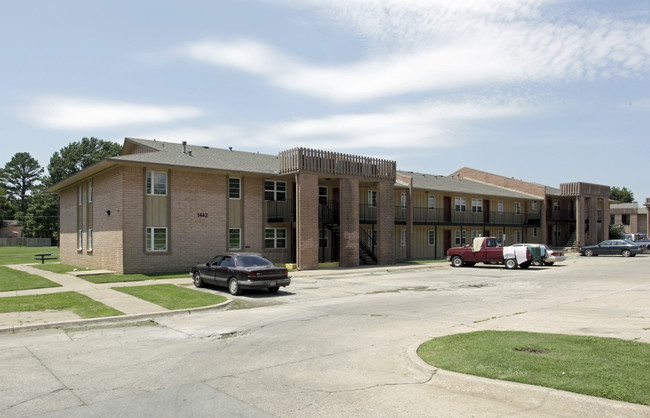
xmin=447 ymin=237 xmax=534 ymax=269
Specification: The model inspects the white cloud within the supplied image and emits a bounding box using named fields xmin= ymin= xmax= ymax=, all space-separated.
xmin=181 ymin=1 xmax=650 ymax=102
xmin=24 ymin=96 xmax=203 ymax=129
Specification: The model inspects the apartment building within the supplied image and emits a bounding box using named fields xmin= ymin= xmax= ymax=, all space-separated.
xmin=610 ymin=200 xmax=650 ymax=235
xmin=47 ymin=138 xmax=611 ymax=273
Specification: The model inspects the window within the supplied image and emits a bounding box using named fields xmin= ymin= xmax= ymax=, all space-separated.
xmin=428 ymin=195 xmax=436 ymax=210
xmin=531 ymin=228 xmax=538 ymax=237
xmin=146 ymin=171 xmax=167 ymax=195
xmin=368 ymin=190 xmax=377 ymax=208
xmin=77 ymin=229 xmax=83 ymax=249
xmin=367 ymin=229 xmax=377 ymax=248
xmin=400 ymin=229 xmax=406 ymax=247
xmin=514 ymin=201 xmax=521 ymax=215
xmin=553 ymin=200 xmax=561 ymax=211
xmin=553 ymin=225 xmax=562 ymax=237
xmin=264 ymin=180 xmax=286 ymax=201
xmin=454 ymin=230 xmax=466 ymax=246
xmin=146 ymin=227 xmax=167 ymax=251
xmin=87 ymin=229 xmax=92 ymax=250
xmin=498 ymin=231 xmax=505 ymax=244
xmin=78 ymin=185 xmax=83 ymax=205
xmin=514 ymin=230 xmax=522 ymax=243
xmin=229 ymin=178 xmax=241 ymax=199
xmin=471 ymin=199 xmax=483 ymax=213
xmin=455 ymin=197 xmax=466 ymax=212
xmin=622 ymin=214 xmax=630 ymax=225
xmin=265 ymin=228 xmax=287 ymax=249
xmin=401 ymin=192 xmax=407 ymax=209
xmin=471 ymin=230 xmax=482 ymax=240
xmin=318 ymin=186 xmax=328 ymax=205
xmin=497 ymin=200 xmax=503 ymax=213
xmin=531 ymin=201 xmax=538 ymax=211
xmin=88 ymin=181 xmax=93 ymax=202
xmin=319 ymin=230 xmax=328 ymax=248
xmin=428 ymin=230 xmax=435 ymax=246
xmin=229 ymin=228 xmax=241 ymax=250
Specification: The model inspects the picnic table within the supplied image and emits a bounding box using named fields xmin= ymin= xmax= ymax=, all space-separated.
xmin=34 ymin=253 xmax=58 ymax=264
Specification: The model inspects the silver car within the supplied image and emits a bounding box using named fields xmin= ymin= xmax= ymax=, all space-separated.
xmin=513 ymin=243 xmax=566 ymax=266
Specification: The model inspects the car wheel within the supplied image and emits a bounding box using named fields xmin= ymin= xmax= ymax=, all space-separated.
xmin=622 ymin=249 xmax=631 ymax=257
xmin=228 ymin=277 xmax=243 ymax=295
xmin=504 ymin=258 xmax=517 ymax=269
xmin=268 ymin=286 xmax=280 ymax=294
xmin=192 ymin=271 xmax=204 ymax=288
xmin=543 ymin=261 xmax=555 ymax=266
xmin=584 ymin=249 xmax=594 ymax=257
xmin=450 ymin=256 xmax=464 ymax=267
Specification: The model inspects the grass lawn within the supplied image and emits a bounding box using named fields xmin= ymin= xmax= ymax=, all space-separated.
xmin=113 ymin=284 xmax=227 ymax=310
xmin=0 ymin=266 xmax=61 ymax=292
xmin=32 ymin=264 xmax=78 ymax=274
xmin=81 ymin=272 xmax=189 ymax=284
xmin=0 ymin=291 xmax=124 ymax=318
xmin=0 ymin=246 xmax=59 ymax=265
xmin=418 ymin=330 xmax=650 ymax=406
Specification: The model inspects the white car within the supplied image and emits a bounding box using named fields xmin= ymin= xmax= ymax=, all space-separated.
xmin=513 ymin=243 xmax=566 ymax=266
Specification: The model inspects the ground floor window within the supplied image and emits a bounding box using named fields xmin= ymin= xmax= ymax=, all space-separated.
xmin=428 ymin=230 xmax=435 ymax=246
xmin=531 ymin=227 xmax=538 ymax=238
xmin=400 ymin=229 xmax=406 ymax=247
xmin=77 ymin=229 xmax=82 ymax=250
xmin=514 ymin=230 xmax=522 ymax=243
xmin=265 ymin=228 xmax=286 ymax=249
xmin=229 ymin=228 xmax=241 ymax=250
xmin=319 ymin=229 xmax=328 ymax=248
xmin=146 ymin=227 xmax=167 ymax=251
xmin=454 ymin=230 xmax=466 ymax=246
xmin=471 ymin=230 xmax=482 ymax=240
xmin=87 ymin=229 xmax=92 ymax=250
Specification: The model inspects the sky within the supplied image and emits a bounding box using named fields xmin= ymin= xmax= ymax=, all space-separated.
xmin=2 ymin=0 xmax=650 ymax=203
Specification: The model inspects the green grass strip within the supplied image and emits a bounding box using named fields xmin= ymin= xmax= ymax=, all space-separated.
xmin=113 ymin=284 xmax=227 ymax=310
xmin=418 ymin=330 xmax=650 ymax=405
xmin=81 ymin=272 xmax=189 ymax=284
xmin=0 ymin=266 xmax=61 ymax=292
xmin=32 ymin=264 xmax=78 ymax=274
xmin=0 ymin=246 xmax=60 ymax=265
xmin=0 ymin=291 xmax=123 ymax=318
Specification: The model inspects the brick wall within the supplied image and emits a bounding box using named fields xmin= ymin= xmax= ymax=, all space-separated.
xmin=296 ymin=173 xmax=318 ymax=269
xmin=243 ymin=176 xmax=264 ymax=253
xmin=339 ymin=177 xmax=359 ymax=267
xmin=376 ymin=180 xmax=395 ymax=265
xmin=454 ymin=167 xmax=546 ymax=197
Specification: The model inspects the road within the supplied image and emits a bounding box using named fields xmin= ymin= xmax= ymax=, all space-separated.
xmin=1 ymin=255 xmax=649 ymax=417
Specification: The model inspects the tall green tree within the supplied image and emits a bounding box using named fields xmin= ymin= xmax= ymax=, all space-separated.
xmin=15 ymin=191 xmax=59 ymax=241
xmin=47 ymin=137 xmax=122 ymax=185
xmin=1 ymin=152 xmax=44 ymax=213
xmin=0 ymin=185 xmax=12 ymax=225
xmin=610 ymin=186 xmax=634 ymax=203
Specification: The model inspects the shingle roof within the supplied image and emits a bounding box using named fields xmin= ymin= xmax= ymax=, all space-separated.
xmin=117 ymin=138 xmax=279 ymax=174
xmin=398 ymin=171 xmax=540 ymax=199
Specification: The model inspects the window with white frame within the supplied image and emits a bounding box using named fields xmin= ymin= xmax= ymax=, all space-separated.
xmin=77 ymin=229 xmax=83 ymax=249
xmin=471 ymin=230 xmax=482 ymax=240
xmin=228 ymin=228 xmax=241 ymax=250
xmin=146 ymin=171 xmax=167 ymax=195
xmin=428 ymin=195 xmax=436 ymax=210
xmin=471 ymin=199 xmax=483 ymax=213
xmin=531 ymin=228 xmax=538 ymax=237
xmin=400 ymin=229 xmax=407 ymax=247
xmin=87 ymin=229 xmax=92 ymax=250
xmin=146 ymin=227 xmax=167 ymax=251
xmin=88 ymin=181 xmax=93 ymax=202
xmin=497 ymin=231 xmax=505 ymax=244
xmin=401 ymin=192 xmax=407 ymax=209
xmin=454 ymin=230 xmax=466 ymax=246
xmin=78 ymin=185 xmax=83 ymax=205
xmin=428 ymin=230 xmax=435 ymax=246
xmin=514 ymin=201 xmax=521 ymax=215
xmin=531 ymin=201 xmax=538 ymax=211
xmin=553 ymin=225 xmax=562 ymax=237
xmin=553 ymin=200 xmax=561 ymax=211
xmin=319 ymin=229 xmax=329 ymax=248
xmin=455 ymin=197 xmax=467 ymax=212
xmin=265 ymin=228 xmax=286 ymax=249
xmin=368 ymin=190 xmax=377 ymax=207
xmin=264 ymin=180 xmax=286 ymax=201
xmin=514 ymin=230 xmax=522 ymax=243
xmin=318 ymin=186 xmax=328 ymax=205
xmin=498 ymin=200 xmax=504 ymax=213
xmin=229 ymin=178 xmax=241 ymax=199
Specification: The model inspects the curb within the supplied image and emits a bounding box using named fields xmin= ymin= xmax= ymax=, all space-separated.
xmin=0 ymin=299 xmax=233 ymax=335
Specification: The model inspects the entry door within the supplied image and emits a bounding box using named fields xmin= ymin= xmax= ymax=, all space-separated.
xmin=443 ymin=230 xmax=452 ymax=254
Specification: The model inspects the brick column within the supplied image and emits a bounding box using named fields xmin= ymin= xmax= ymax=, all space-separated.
xmin=576 ymin=196 xmax=585 ymax=248
xmin=406 ymin=186 xmax=413 ymax=261
xmin=376 ymin=180 xmax=395 ymax=265
xmin=588 ymin=197 xmax=598 ymax=245
xmin=645 ymin=198 xmax=650 ymax=235
xmin=540 ymin=199 xmax=548 ymax=245
xmin=296 ymin=173 xmax=319 ymax=270
xmin=339 ymin=177 xmax=359 ymax=267
xmin=601 ymin=198 xmax=610 ymax=241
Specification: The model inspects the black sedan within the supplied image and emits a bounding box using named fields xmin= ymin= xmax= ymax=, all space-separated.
xmin=579 ymin=240 xmax=645 ymax=257
xmin=191 ymin=253 xmax=290 ymax=295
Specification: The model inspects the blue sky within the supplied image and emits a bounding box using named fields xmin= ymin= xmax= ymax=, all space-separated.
xmin=2 ymin=0 xmax=650 ymax=202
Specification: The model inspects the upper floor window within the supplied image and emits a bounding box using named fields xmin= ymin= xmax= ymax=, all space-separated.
xmin=318 ymin=186 xmax=328 ymax=205
xmin=146 ymin=171 xmax=167 ymax=196
xmin=78 ymin=185 xmax=83 ymax=206
xmin=531 ymin=201 xmax=538 ymax=211
xmin=514 ymin=201 xmax=521 ymax=215
xmin=229 ymin=178 xmax=241 ymax=199
xmin=553 ymin=200 xmax=561 ymax=211
xmin=471 ymin=199 xmax=483 ymax=213
xmin=498 ymin=200 xmax=504 ymax=213
xmin=368 ymin=190 xmax=377 ymax=208
xmin=88 ymin=181 xmax=93 ymax=203
xmin=400 ymin=192 xmax=407 ymax=209
xmin=428 ymin=195 xmax=436 ymax=210
xmin=264 ymin=180 xmax=286 ymax=201
xmin=455 ymin=197 xmax=466 ymax=212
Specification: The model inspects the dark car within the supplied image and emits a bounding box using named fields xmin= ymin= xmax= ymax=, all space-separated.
xmin=191 ymin=253 xmax=290 ymax=295
xmin=579 ymin=240 xmax=645 ymax=257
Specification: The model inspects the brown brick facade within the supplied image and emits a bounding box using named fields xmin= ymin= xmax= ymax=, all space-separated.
xmin=339 ymin=177 xmax=359 ymax=267
xmin=296 ymin=173 xmax=319 ymax=270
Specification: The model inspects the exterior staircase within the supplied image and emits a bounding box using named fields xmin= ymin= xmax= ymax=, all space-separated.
xmin=564 ymin=231 xmax=577 ymax=250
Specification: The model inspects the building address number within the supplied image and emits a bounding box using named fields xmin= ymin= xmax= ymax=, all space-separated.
xmin=198 ymin=212 xmax=208 ymax=218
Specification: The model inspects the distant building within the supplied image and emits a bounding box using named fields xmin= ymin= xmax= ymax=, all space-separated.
xmin=610 ymin=200 xmax=649 ymax=235
xmin=0 ymin=220 xmax=22 ymax=238
xmin=46 ymin=138 xmax=612 ymax=273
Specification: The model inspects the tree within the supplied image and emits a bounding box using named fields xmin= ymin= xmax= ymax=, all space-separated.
xmin=1 ymin=152 xmax=44 ymax=214
xmin=15 ymin=191 xmax=59 ymax=241
xmin=610 ymin=186 xmax=634 ymax=203
xmin=0 ymin=185 xmax=12 ymax=226
xmin=47 ymin=137 xmax=122 ymax=185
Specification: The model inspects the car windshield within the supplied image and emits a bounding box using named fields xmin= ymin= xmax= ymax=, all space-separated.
xmin=237 ymin=255 xmax=274 ymax=267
